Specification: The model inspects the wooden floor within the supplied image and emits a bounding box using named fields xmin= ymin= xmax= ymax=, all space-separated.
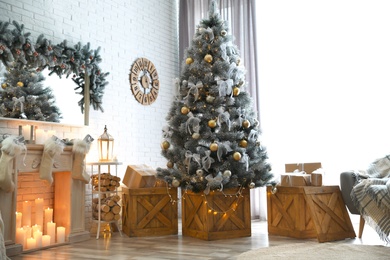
xmin=9 ymin=215 xmax=385 ymax=260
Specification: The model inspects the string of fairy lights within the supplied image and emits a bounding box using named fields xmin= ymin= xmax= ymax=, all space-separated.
xmin=163 ymin=182 xmax=246 ymax=215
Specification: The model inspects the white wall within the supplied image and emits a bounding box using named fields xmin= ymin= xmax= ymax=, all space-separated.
xmin=257 ymin=0 xmax=390 ymax=184
xmin=0 ymin=0 xmax=179 ymax=177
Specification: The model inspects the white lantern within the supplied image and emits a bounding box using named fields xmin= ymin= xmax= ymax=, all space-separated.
xmin=98 ymin=125 xmax=114 ymax=161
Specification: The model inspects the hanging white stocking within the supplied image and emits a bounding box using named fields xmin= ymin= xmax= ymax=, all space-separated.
xmin=39 ymin=136 xmax=65 ymax=185
xmin=0 ymin=136 xmax=26 ymax=193
xmin=72 ymin=134 xmax=94 ymax=183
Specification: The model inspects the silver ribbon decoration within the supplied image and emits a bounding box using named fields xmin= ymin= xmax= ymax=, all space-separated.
xmin=184 ymin=150 xmax=201 ymax=167
xmin=204 ymin=172 xmax=223 ymax=195
xmin=204 ymin=27 xmax=214 ymax=42
xmin=234 ymin=107 xmax=245 ymax=128
xmin=240 ymin=153 xmax=249 ymax=171
xmin=162 ymin=125 xmax=173 ymax=139
xmin=217 ymin=141 xmax=232 ymax=162
xmin=248 ymin=129 xmax=259 ymax=143
xmin=12 ymin=96 xmax=25 ymax=113
xmin=185 ymin=81 xmax=203 ymax=101
xmin=220 ymin=43 xmax=228 ymax=61
xmin=185 ymin=112 xmax=201 ymax=135
xmin=217 ymin=79 xmax=233 ymax=97
xmin=201 ymin=150 xmax=215 ymax=171
xmin=216 ymin=107 xmax=231 ymax=130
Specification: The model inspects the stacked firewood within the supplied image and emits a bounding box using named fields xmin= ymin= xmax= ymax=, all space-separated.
xmin=91 ymin=173 xmax=121 ymax=221
xmin=91 ymin=172 xmax=121 ymax=192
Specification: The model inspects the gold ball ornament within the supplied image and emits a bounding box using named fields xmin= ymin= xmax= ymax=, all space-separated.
xmin=17 ymin=81 xmax=24 ymax=87
xmin=192 ymin=132 xmax=200 ymax=139
xmin=1 ymin=83 xmax=7 ymax=89
xmin=242 ymin=120 xmax=251 ymax=129
xmin=239 ymin=139 xmax=248 ymax=148
xmin=233 ymin=152 xmax=242 ymax=161
xmin=167 ymin=161 xmax=174 ymax=168
xmin=171 ymin=179 xmax=180 ymax=187
xmin=233 ymin=87 xmax=240 ymax=96
xmin=161 ymin=140 xmax=170 ymax=150
xmin=237 ymin=58 xmax=241 ymax=66
xmin=208 ymin=119 xmax=217 ymax=128
xmin=186 ymin=57 xmax=194 ymax=64
xmin=204 ymin=54 xmax=213 ymax=63
xmin=181 ymin=106 xmax=190 ymax=115
xmin=249 ymin=182 xmax=256 ymax=189
xmin=210 ymin=142 xmax=219 ymax=152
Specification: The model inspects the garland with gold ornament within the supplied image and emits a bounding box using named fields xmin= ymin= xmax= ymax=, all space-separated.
xmin=0 ymin=20 xmax=108 ymax=113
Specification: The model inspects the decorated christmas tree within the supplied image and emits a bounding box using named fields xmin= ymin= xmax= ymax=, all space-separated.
xmin=157 ymin=1 xmax=273 ymax=193
xmin=0 ymin=66 xmax=62 ymax=122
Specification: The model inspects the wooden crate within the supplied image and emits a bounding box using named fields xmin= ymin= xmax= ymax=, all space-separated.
xmin=267 ymin=185 xmax=356 ymax=242
xmin=182 ymin=188 xmax=251 ymax=240
xmin=122 ymin=187 xmax=178 ymax=237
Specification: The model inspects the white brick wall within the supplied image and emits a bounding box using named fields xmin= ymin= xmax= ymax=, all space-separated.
xmin=0 ymin=0 xmax=179 ymax=233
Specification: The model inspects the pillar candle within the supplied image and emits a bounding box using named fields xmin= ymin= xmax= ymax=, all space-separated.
xmin=22 ymin=201 xmax=32 ymax=227
xmin=15 ymin=212 xmax=22 ymax=229
xmin=32 ymin=224 xmax=41 ymax=234
xmin=44 ymin=208 xmax=53 ymax=225
xmin=35 ymin=198 xmax=44 ymax=228
xmin=33 ymin=230 xmax=42 ymax=248
xmin=15 ymin=228 xmax=25 ymax=245
xmin=27 ymin=237 xmax=36 ymax=250
xmin=42 ymin=235 xmax=51 ymax=247
xmin=22 ymin=226 xmax=32 ymax=248
xmin=56 ymin=226 xmax=65 ymax=243
xmin=35 ymin=129 xmax=45 ymax=144
xmin=47 ymin=222 xmax=56 ymax=244
xmin=22 ymin=125 xmax=30 ymax=141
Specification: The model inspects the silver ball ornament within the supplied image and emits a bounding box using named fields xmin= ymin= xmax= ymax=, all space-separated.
xmin=196 ymin=169 xmax=204 ymax=176
xmin=171 ymin=179 xmax=180 ymax=187
xmin=223 ymin=170 xmax=232 ymax=178
xmin=249 ymin=182 xmax=255 ymax=189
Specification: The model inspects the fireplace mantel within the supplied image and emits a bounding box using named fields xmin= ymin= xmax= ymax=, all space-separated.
xmin=0 ymin=144 xmax=89 ymax=256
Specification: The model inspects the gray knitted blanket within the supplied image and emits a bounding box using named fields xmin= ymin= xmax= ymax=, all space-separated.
xmin=351 ymin=155 xmax=390 ymax=243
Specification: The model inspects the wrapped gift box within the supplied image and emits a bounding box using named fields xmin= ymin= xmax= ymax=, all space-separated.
xmin=122 ymin=165 xmax=157 ymax=188
xmin=280 ymin=173 xmax=311 ymax=186
xmin=285 ymin=162 xmax=322 ymax=174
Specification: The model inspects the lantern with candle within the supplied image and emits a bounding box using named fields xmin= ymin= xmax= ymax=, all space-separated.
xmin=98 ymin=125 xmax=114 ymax=161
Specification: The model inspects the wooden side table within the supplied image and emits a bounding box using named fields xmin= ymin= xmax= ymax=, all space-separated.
xmin=267 ymin=185 xmax=356 ymax=242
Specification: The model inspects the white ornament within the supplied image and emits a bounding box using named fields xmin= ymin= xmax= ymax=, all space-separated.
xmin=196 ymin=169 xmax=204 ymax=176
xmin=206 ymin=95 xmax=215 ymax=103
xmin=192 ymin=132 xmax=200 ymax=139
xmin=223 ymin=170 xmax=231 ymax=178
xmin=172 ymin=179 xmax=180 ymax=187
xmin=249 ymin=182 xmax=255 ymax=189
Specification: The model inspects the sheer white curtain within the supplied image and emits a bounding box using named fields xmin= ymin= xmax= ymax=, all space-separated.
xmin=179 ymin=0 xmax=267 ymax=220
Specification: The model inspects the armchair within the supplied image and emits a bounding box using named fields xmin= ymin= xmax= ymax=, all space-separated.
xmin=340 ymin=171 xmax=365 ymax=238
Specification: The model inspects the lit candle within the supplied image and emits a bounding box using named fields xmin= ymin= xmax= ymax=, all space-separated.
xmin=15 ymin=212 xmax=22 ymax=229
xmin=47 ymin=222 xmax=56 ymax=244
xmin=27 ymin=237 xmax=36 ymax=250
xmin=22 ymin=125 xmax=30 ymax=141
xmin=42 ymin=235 xmax=51 ymax=247
xmin=56 ymin=226 xmax=65 ymax=243
xmin=32 ymin=224 xmax=41 ymax=234
xmin=15 ymin=228 xmax=25 ymax=245
xmin=44 ymin=208 xmax=53 ymax=225
xmin=35 ymin=129 xmax=45 ymax=144
xmin=22 ymin=201 xmax=32 ymax=227
xmin=35 ymin=198 xmax=44 ymax=228
xmin=33 ymin=230 xmax=42 ymax=248
xmin=23 ymin=226 xmax=31 ymax=248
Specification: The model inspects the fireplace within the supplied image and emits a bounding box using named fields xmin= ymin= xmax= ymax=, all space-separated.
xmin=0 ymin=144 xmax=89 ymax=256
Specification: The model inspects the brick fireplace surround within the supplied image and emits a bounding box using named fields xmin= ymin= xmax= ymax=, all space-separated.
xmin=0 ymin=119 xmax=90 ymax=256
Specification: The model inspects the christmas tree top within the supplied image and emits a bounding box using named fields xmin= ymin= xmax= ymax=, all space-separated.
xmin=156 ymin=0 xmax=274 ymax=193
